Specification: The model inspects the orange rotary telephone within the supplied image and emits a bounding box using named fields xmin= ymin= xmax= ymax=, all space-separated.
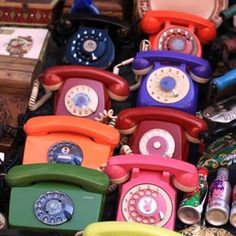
xmin=140 ymin=10 xmax=217 ymax=57
xmin=28 ymin=65 xmax=130 ymax=120
xmin=104 ymin=154 xmax=199 ymax=229
xmin=116 ymin=107 xmax=208 ymax=161
xmin=22 ymin=115 xmax=120 ymax=169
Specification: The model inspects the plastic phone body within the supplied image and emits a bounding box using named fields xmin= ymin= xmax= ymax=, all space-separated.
xmin=51 ymin=13 xmax=130 ymax=68
xmin=38 ymin=65 xmax=130 ymax=119
xmin=132 ymin=50 xmax=211 ymax=114
xmin=140 ymin=10 xmax=217 ymax=57
xmin=6 ymin=163 xmax=109 ymax=234
xmin=116 ymin=107 xmax=208 ymax=161
xmin=135 ymin=0 xmax=228 ymax=27
xmin=83 ymin=222 xmax=182 ymax=236
xmin=22 ymin=116 xmax=120 ymax=169
xmin=104 ymin=154 xmax=199 ymax=230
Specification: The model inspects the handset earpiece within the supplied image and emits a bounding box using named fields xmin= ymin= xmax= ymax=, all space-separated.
xmin=172 ymin=172 xmax=198 ymax=192
xmin=189 ymin=64 xmax=211 ymax=84
xmin=132 ymin=57 xmax=153 ymax=76
xmin=104 ymin=165 xmax=130 ymax=184
xmin=140 ymin=13 xmax=163 ymax=34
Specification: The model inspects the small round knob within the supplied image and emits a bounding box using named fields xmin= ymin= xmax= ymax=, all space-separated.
xmin=160 ymin=77 xmax=176 ymax=91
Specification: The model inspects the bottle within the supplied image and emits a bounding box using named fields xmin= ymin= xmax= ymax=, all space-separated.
xmin=230 ymin=185 xmax=236 ymax=227
xmin=205 ymin=168 xmax=231 ymax=226
xmin=177 ymin=167 xmax=208 ymax=224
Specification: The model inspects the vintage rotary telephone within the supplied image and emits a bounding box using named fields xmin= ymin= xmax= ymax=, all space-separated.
xmin=81 ymin=221 xmax=182 ymax=236
xmin=49 ymin=12 xmax=131 ymax=68
xmin=28 ymin=65 xmax=130 ymax=121
xmin=132 ymin=50 xmax=211 ymax=114
xmin=134 ymin=0 xmax=228 ymax=28
xmin=202 ymin=68 xmax=236 ymax=124
xmin=6 ymin=163 xmax=109 ymax=234
xmin=116 ymin=107 xmax=208 ymax=161
xmin=104 ymin=154 xmax=199 ymax=229
xmin=139 ymin=10 xmax=217 ymax=57
xmin=22 ymin=115 xmax=120 ymax=169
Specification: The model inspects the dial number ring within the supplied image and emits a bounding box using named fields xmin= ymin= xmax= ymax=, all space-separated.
xmin=139 ymin=128 xmax=175 ymax=157
xmin=122 ymin=184 xmax=173 ymax=226
xmin=147 ymin=66 xmax=190 ymax=104
xmin=65 ymin=85 xmax=98 ymax=117
xmin=157 ymin=28 xmax=198 ymax=55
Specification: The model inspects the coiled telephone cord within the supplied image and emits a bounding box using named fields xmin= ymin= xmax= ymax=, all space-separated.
xmin=94 ymin=109 xmax=117 ymax=127
xmin=28 ymin=79 xmax=52 ymax=111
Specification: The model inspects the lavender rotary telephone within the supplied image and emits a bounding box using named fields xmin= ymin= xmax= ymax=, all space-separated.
xmin=132 ymin=50 xmax=212 ymax=114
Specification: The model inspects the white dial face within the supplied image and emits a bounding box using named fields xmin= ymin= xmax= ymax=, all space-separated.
xmin=139 ymin=129 xmax=175 ymax=158
xmin=146 ymin=66 xmax=190 ymax=104
xmin=65 ymin=85 xmax=98 ymax=117
xmin=122 ymin=184 xmax=172 ymax=226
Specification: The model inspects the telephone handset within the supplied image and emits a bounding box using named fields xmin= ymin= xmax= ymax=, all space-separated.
xmin=132 ymin=50 xmax=211 ymax=114
xmin=82 ymin=222 xmax=182 ymax=236
xmin=140 ymin=10 xmax=217 ymax=57
xmin=29 ymin=65 xmax=130 ymax=120
xmin=6 ymin=163 xmax=109 ymax=234
xmin=203 ymin=68 xmax=236 ymax=123
xmin=116 ymin=107 xmax=208 ymax=161
xmin=22 ymin=115 xmax=120 ymax=169
xmin=50 ymin=12 xmax=131 ymax=68
xmin=104 ymin=154 xmax=199 ymax=229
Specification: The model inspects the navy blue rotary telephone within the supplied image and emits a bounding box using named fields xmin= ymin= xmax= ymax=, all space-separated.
xmin=49 ymin=12 xmax=131 ymax=68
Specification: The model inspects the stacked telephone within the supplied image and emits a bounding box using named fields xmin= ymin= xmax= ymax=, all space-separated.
xmin=49 ymin=12 xmax=131 ymax=68
xmin=132 ymin=50 xmax=211 ymax=114
xmin=6 ymin=163 xmax=109 ymax=234
xmin=28 ymin=65 xmax=130 ymax=121
xmin=135 ymin=0 xmax=228 ymax=56
xmin=82 ymin=222 xmax=182 ymax=236
xmin=104 ymin=154 xmax=199 ymax=229
xmin=22 ymin=115 xmax=120 ymax=169
xmin=115 ymin=107 xmax=208 ymax=161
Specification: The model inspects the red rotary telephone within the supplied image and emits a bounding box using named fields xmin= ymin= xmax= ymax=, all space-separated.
xmin=116 ymin=107 xmax=208 ymax=161
xmin=29 ymin=65 xmax=130 ymax=120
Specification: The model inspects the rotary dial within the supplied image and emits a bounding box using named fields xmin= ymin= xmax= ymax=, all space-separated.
xmin=69 ymin=29 xmax=107 ymax=65
xmin=139 ymin=128 xmax=175 ymax=158
xmin=146 ymin=66 xmax=190 ymax=104
xmin=65 ymin=85 xmax=98 ymax=117
xmin=157 ymin=27 xmax=198 ymax=55
xmin=34 ymin=191 xmax=74 ymax=226
xmin=122 ymin=184 xmax=172 ymax=226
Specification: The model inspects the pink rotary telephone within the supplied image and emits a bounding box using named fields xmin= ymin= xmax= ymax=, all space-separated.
xmin=104 ymin=154 xmax=199 ymax=230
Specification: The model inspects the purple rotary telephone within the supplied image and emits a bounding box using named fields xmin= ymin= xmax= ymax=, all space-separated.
xmin=132 ymin=50 xmax=212 ymax=114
